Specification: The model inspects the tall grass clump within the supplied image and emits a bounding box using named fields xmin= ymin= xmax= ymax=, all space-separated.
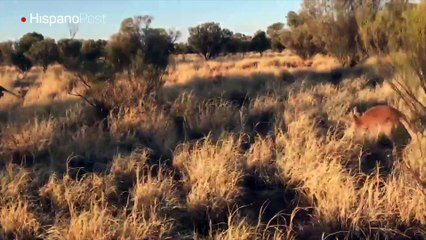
xmin=173 ymin=135 xmax=245 ymax=217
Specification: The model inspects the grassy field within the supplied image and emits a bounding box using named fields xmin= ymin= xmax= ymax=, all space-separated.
xmin=0 ymin=50 xmax=425 ymax=239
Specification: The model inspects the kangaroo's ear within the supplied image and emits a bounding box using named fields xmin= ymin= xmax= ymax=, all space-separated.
xmin=351 ymin=107 xmax=360 ymax=117
xmin=343 ymin=111 xmax=358 ymax=127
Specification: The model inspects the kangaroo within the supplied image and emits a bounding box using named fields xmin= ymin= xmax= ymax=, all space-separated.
xmin=348 ymin=105 xmax=426 ymax=190
xmin=347 ymin=105 xmax=417 ymax=147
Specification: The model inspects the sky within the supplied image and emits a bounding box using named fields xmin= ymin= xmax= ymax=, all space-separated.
xmin=0 ymin=0 xmax=301 ymax=42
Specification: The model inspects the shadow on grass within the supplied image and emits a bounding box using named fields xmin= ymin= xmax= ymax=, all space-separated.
xmin=0 ymin=99 xmax=80 ymax=125
xmin=161 ymin=63 xmax=392 ymax=104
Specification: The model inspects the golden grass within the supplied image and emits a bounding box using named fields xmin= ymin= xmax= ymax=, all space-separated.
xmin=0 ymin=51 xmax=426 ymax=239
xmin=174 ymin=135 xmax=244 ymax=214
xmin=0 ymin=199 xmax=40 ymax=239
xmin=166 ymin=50 xmax=340 ymax=85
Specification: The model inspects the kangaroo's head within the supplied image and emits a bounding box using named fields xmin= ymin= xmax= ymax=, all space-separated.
xmin=343 ymin=108 xmax=362 ymax=136
xmin=344 ymin=107 xmax=358 ymax=125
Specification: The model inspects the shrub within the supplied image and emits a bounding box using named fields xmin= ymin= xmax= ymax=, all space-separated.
xmin=389 ymin=2 xmax=426 ymax=118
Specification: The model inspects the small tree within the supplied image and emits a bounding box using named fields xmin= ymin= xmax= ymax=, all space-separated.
xmin=27 ymin=39 xmax=59 ymax=72
xmin=106 ymin=15 xmax=178 ymax=100
xmin=250 ymin=31 xmax=270 ymax=56
xmin=188 ymin=22 xmax=229 ymax=60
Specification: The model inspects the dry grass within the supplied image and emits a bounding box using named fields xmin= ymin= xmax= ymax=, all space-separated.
xmin=1 ymin=51 xmax=426 ymax=239
xmin=166 ymin=50 xmax=340 ymax=85
xmin=174 ymin=135 xmax=245 ymax=216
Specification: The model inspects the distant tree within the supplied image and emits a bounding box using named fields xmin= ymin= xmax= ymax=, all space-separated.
xmin=0 ymin=41 xmax=13 ymax=65
xmin=57 ymin=39 xmax=82 ymax=58
xmin=106 ymin=16 xmax=142 ymax=79
xmin=220 ymin=28 xmax=234 ymax=54
xmin=27 ymin=38 xmax=59 ymax=72
xmin=81 ymin=39 xmax=103 ymax=61
xmin=15 ymin=32 xmax=44 ymax=53
xmin=57 ymin=39 xmax=83 ymax=71
xmin=96 ymin=39 xmax=108 ymax=57
xmin=139 ymin=28 xmax=179 ymax=72
xmin=250 ymin=30 xmax=270 ymax=56
xmin=174 ymin=42 xmax=194 ymax=54
xmin=9 ymin=32 xmax=45 ymax=73
xmin=222 ymin=37 xmax=239 ymax=54
xmin=107 ymin=32 xmax=140 ymax=78
xmin=234 ymin=33 xmax=251 ymax=54
xmin=267 ymin=23 xmax=285 ymax=51
xmin=188 ymin=22 xmax=230 ymax=60
xmin=107 ymin=15 xmax=178 ymax=89
xmin=222 ymin=32 xmax=251 ymax=55
xmin=279 ymin=25 xmax=324 ymax=59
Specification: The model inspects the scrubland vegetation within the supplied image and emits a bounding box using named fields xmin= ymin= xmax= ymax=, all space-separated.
xmin=1 ymin=0 xmax=426 ymax=239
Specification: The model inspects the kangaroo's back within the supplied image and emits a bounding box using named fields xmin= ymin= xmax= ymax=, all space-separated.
xmin=351 ymin=105 xmax=416 ymax=143
xmin=355 ymin=105 xmax=402 ymax=127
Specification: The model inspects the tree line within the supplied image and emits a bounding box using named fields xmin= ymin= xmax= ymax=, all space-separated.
xmin=0 ymin=19 xmax=276 ymax=77
xmin=0 ymin=1 xmax=425 ymax=84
